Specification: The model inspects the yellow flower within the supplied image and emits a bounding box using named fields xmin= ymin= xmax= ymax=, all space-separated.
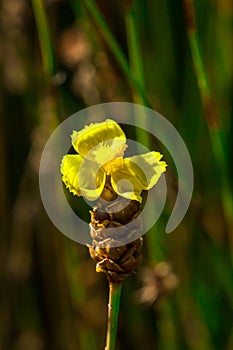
xmin=61 ymin=119 xmax=167 ymax=203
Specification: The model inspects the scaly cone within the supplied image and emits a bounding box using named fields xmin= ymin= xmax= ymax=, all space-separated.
xmin=88 ymin=176 xmax=143 ymax=283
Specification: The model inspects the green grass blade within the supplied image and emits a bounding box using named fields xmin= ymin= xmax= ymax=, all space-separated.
xmin=125 ymin=2 xmax=145 ymax=96
xmin=82 ymin=0 xmax=150 ymax=106
xmin=31 ymin=0 xmax=55 ymax=77
xmin=183 ymin=0 xmax=233 ymax=247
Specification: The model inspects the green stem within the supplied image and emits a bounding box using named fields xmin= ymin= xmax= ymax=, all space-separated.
xmin=124 ymin=1 xmax=151 ymax=152
xmin=125 ymin=2 xmax=166 ymax=267
xmin=83 ymin=0 xmax=150 ymax=106
xmin=105 ymin=282 xmax=122 ymax=350
xmin=31 ymin=0 xmax=55 ymax=77
xmin=125 ymin=2 xmax=145 ymax=102
xmin=183 ymin=0 xmax=233 ymax=249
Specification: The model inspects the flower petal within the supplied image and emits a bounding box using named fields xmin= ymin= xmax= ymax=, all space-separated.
xmin=110 ymin=162 xmax=145 ymax=203
xmin=125 ymin=152 xmax=167 ymax=190
xmin=71 ymin=119 xmax=126 ymax=161
xmin=110 ymin=152 xmax=167 ymax=202
xmin=78 ymin=161 xmax=106 ymax=201
xmin=61 ymin=154 xmax=83 ymax=196
xmin=61 ymin=154 xmax=106 ymax=201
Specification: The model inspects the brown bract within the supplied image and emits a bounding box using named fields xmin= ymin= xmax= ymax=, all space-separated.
xmin=88 ymin=197 xmax=143 ymax=283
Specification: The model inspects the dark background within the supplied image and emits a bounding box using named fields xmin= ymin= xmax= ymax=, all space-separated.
xmin=0 ymin=0 xmax=232 ymax=349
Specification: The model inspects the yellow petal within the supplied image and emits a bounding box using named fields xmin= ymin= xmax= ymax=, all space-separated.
xmin=71 ymin=119 xmax=126 ymax=161
xmin=110 ymin=152 xmax=167 ymax=202
xmin=61 ymin=154 xmax=106 ymax=201
xmin=125 ymin=152 xmax=167 ymax=190
xmin=78 ymin=162 xmax=106 ymax=201
xmin=110 ymin=161 xmax=145 ymax=203
xmin=61 ymin=154 xmax=82 ymax=196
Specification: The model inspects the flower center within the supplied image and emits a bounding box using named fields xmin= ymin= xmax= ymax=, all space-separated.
xmin=93 ymin=139 xmax=127 ymax=165
xmin=103 ymin=157 xmax=124 ymax=175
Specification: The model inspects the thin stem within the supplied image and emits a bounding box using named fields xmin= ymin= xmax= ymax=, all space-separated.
xmin=105 ymin=282 xmax=122 ymax=350
xmin=82 ymin=0 xmax=150 ymax=106
xmin=125 ymin=1 xmax=167 ymax=270
xmin=183 ymin=0 xmax=233 ymax=252
xmin=31 ymin=0 xmax=55 ymax=77
xmin=124 ymin=0 xmax=153 ymax=156
xmin=125 ymin=2 xmax=145 ymax=104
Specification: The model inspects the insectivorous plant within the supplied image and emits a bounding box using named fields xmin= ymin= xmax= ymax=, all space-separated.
xmin=61 ymin=119 xmax=167 ymax=350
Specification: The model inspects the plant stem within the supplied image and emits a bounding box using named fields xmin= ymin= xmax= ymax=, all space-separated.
xmin=31 ymin=0 xmax=55 ymax=77
xmin=183 ymin=0 xmax=233 ymax=261
xmin=125 ymin=1 xmax=145 ymax=104
xmin=124 ymin=1 xmax=150 ymax=146
xmin=83 ymin=0 xmax=150 ymax=106
xmin=105 ymin=282 xmax=122 ymax=350
xmin=183 ymin=0 xmax=233 ymax=265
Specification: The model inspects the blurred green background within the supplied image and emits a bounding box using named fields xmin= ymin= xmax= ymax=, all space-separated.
xmin=0 ymin=0 xmax=232 ymax=349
